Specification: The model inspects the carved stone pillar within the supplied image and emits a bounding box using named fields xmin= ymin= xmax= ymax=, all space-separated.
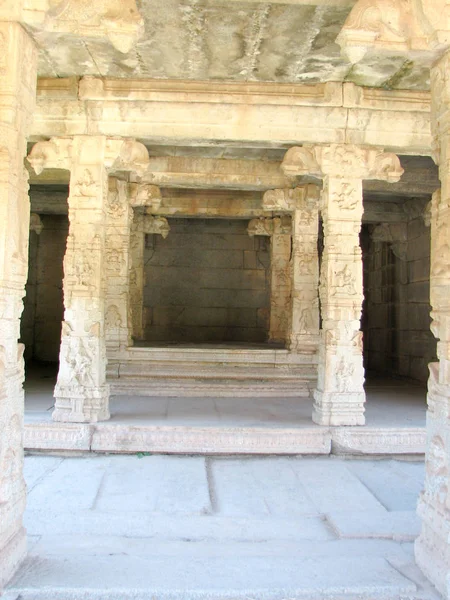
xmin=414 ymin=51 xmax=450 ymax=598
xmin=248 ymin=216 xmax=292 ymax=344
xmin=104 ymin=179 xmax=133 ymax=355
xmin=128 ymin=184 xmax=165 ymax=341
xmin=0 ymin=21 xmax=37 ymax=590
xmin=27 ymin=137 xmax=149 ymax=422
xmin=281 ymin=145 xmax=403 ymax=426
xmin=129 ymin=212 xmax=145 ymax=341
xmin=263 ymin=185 xmax=320 ymax=353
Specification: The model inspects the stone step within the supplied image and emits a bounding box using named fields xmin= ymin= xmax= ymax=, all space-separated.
xmin=110 ymin=364 xmax=315 ymax=379
xmin=109 ymin=378 xmax=311 ymax=397
xmin=6 ymin=542 xmax=423 ymax=600
xmin=114 ymin=346 xmax=317 ymax=367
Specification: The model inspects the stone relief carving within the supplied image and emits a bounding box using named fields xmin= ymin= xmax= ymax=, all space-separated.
xmin=66 ymin=337 xmax=96 ymax=388
xmin=73 ymin=168 xmax=99 ymax=197
xmin=335 ymin=0 xmax=446 ymax=64
xmin=142 ymin=215 xmax=170 ymax=238
xmin=247 ymin=217 xmax=274 ymax=236
xmin=331 ymin=265 xmax=358 ymax=296
xmin=29 ymin=213 xmax=43 ymax=235
xmin=262 ymin=187 xmax=304 ymax=211
xmin=335 ymin=356 xmax=356 ymax=393
xmin=129 ymin=184 xmax=162 ymax=210
xmin=371 ymin=222 xmax=408 ymax=260
xmin=22 ymin=0 xmax=145 ymax=54
xmin=105 ymin=304 xmax=122 ymax=328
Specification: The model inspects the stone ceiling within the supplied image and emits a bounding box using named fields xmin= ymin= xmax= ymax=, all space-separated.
xmin=31 ymin=0 xmax=430 ymax=90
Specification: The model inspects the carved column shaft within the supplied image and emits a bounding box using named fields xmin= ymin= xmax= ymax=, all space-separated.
xmin=289 ymin=187 xmax=320 ymax=354
xmin=129 ymin=213 xmax=145 ymax=341
xmin=0 ymin=22 xmax=37 ymax=590
xmin=54 ymin=147 xmax=110 ymax=423
xmin=248 ymin=216 xmax=292 ymax=344
xmin=269 ymin=217 xmax=292 ymax=344
xmin=104 ymin=179 xmax=133 ymax=355
xmin=314 ymin=176 xmax=365 ymax=426
xmin=414 ymin=50 xmax=450 ymax=598
xmin=261 ymin=187 xmax=320 ymax=351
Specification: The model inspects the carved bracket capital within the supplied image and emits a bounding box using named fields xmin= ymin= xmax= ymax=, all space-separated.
xmin=29 ymin=212 xmax=43 ymax=234
xmin=129 ymin=183 xmax=162 ymax=210
xmin=282 ymin=144 xmax=404 ymax=183
xmin=27 ymin=136 xmax=149 ymax=176
xmin=142 ymin=215 xmax=170 ymax=238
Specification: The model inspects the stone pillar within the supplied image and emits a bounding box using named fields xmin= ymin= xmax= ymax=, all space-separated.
xmin=104 ymin=179 xmax=133 ymax=355
xmin=129 ymin=212 xmax=146 ymax=341
xmin=414 ymin=51 xmax=450 ymax=598
xmin=27 ymin=137 xmax=149 ymax=422
xmin=290 ymin=187 xmax=320 ymax=354
xmin=281 ymin=145 xmax=403 ymax=426
xmin=248 ymin=216 xmax=292 ymax=344
xmin=262 ymin=186 xmax=320 ymax=353
xmin=128 ymin=184 xmax=164 ymax=342
xmin=0 ymin=22 xmax=37 ymax=589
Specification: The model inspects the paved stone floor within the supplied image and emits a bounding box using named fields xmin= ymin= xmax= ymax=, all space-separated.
xmin=4 ymin=454 xmax=443 ymax=599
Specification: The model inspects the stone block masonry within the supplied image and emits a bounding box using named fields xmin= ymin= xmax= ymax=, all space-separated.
xmin=143 ymin=218 xmax=271 ymax=343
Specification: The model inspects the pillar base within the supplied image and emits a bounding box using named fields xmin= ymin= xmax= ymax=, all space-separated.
xmin=0 ymin=527 xmax=27 ymax=591
xmin=415 ymin=497 xmax=450 ymax=598
xmin=53 ymin=385 xmax=111 ymax=423
xmin=312 ymin=390 xmax=365 ymax=426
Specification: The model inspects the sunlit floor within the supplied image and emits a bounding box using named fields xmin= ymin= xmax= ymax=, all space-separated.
xmin=5 ymin=454 xmax=441 ymax=600
xmin=23 ymin=363 xmax=427 ymax=455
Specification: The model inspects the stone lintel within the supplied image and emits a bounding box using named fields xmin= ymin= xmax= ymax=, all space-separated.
xmin=30 ymin=80 xmax=432 ymax=154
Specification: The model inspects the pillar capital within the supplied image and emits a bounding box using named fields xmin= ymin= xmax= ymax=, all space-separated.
xmin=281 ymin=144 xmax=403 ymax=183
xmin=27 ymin=136 xmax=150 ymax=177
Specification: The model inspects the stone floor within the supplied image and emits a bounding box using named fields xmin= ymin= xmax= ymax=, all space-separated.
xmin=24 ymin=365 xmax=427 ymax=454
xmin=5 ymin=454 xmax=442 ymax=600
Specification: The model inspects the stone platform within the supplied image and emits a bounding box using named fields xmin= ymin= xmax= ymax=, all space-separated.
xmin=4 ymin=454 xmax=441 ymax=600
xmin=24 ymin=366 xmax=427 ymax=455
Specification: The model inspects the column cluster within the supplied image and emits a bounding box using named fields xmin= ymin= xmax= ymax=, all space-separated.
xmin=281 ymin=144 xmax=403 ymax=426
xmin=262 ymin=185 xmax=320 ymax=353
xmin=27 ymin=136 xmax=150 ymax=423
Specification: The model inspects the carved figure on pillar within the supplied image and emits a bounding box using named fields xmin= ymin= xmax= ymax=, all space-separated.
xmin=281 ymin=144 xmax=403 ymax=426
xmin=27 ymin=136 xmax=150 ymax=423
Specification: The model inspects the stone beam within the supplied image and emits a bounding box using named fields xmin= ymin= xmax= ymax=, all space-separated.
xmin=30 ymin=78 xmax=432 ymax=155
xmin=29 ymin=186 xmax=411 ymax=223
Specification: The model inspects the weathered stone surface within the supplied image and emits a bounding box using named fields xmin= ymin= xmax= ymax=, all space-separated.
xmin=0 ymin=20 xmax=37 ymax=593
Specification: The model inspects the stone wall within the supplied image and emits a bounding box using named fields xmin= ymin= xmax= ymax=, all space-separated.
xmin=143 ymin=218 xmax=271 ymax=343
xmin=21 ymin=215 xmax=67 ymax=362
xmin=362 ymin=211 xmax=436 ymax=383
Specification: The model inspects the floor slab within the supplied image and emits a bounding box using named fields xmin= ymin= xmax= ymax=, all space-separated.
xmin=6 ymin=455 xmax=441 ymax=600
